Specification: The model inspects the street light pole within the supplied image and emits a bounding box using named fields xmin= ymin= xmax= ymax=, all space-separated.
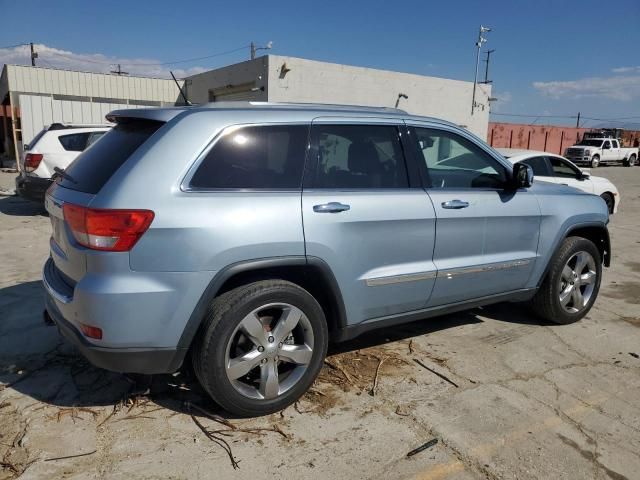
xmin=250 ymin=41 xmax=273 ymax=60
xmin=471 ymin=25 xmax=491 ymax=115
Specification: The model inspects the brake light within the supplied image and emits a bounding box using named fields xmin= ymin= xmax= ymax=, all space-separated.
xmin=24 ymin=153 xmax=43 ymax=172
xmin=62 ymin=203 xmax=154 ymax=252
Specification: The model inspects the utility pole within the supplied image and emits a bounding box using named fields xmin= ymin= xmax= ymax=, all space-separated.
xmin=482 ymin=49 xmax=495 ymax=84
xmin=472 ymin=25 xmax=491 ymax=115
xmin=30 ymin=42 xmax=38 ymax=66
xmin=110 ymin=64 xmax=129 ymax=76
xmin=250 ymin=41 xmax=273 ymax=60
xmin=576 ymin=112 xmax=581 ymax=128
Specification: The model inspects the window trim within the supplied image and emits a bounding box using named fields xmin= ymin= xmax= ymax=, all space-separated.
xmin=406 ymin=123 xmax=513 ymax=191
xmin=181 ymin=122 xmax=312 ymax=193
xmin=304 ymin=121 xmax=416 ymax=191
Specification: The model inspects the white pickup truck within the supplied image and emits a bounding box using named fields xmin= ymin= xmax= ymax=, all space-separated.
xmin=565 ymin=137 xmax=638 ymax=168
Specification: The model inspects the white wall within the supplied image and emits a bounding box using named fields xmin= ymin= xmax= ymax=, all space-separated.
xmin=186 ymin=57 xmax=269 ymax=104
xmin=266 ymin=56 xmax=491 ymax=138
xmin=19 ymin=94 xmax=154 ymax=148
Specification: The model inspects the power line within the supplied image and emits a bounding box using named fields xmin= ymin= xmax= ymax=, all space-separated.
xmin=43 ymin=44 xmax=250 ymax=67
xmin=0 ymin=43 xmax=29 ymax=50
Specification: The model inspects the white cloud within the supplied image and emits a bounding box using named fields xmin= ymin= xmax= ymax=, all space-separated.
xmin=490 ymin=91 xmax=512 ymax=113
xmin=533 ymin=74 xmax=640 ymax=101
xmin=0 ymin=43 xmax=208 ymax=78
xmin=612 ymin=66 xmax=640 ymax=74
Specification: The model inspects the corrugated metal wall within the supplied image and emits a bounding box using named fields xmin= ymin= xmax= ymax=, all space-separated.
xmin=19 ymin=95 xmax=151 ymax=146
xmin=6 ymin=65 xmax=181 ymax=103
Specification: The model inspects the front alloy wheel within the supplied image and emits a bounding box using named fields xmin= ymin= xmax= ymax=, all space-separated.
xmin=558 ymin=251 xmax=597 ymax=313
xmin=530 ymin=236 xmax=602 ymax=324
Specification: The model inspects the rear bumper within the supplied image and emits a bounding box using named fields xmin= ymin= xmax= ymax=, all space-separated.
xmin=42 ymin=257 xmax=189 ymax=374
xmin=15 ymin=174 xmax=51 ymax=202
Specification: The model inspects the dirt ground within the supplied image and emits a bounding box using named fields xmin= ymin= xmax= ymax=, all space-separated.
xmin=1 ymin=167 xmax=639 ymax=480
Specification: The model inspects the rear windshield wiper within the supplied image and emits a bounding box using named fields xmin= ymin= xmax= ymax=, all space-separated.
xmin=53 ymin=167 xmax=77 ymax=184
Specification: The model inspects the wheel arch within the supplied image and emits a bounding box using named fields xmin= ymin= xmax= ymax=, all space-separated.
xmin=537 ymin=223 xmax=611 ymax=289
xmin=175 ymin=256 xmax=348 ymax=364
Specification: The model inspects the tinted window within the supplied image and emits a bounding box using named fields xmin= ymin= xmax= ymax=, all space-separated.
xmin=414 ymin=128 xmax=507 ymax=189
xmin=190 ymin=125 xmax=308 ymax=189
xmin=58 ymin=120 xmax=163 ymax=194
xmin=58 ymin=133 xmax=91 ymax=152
xmin=312 ymin=124 xmax=408 ymax=189
xmin=550 ymin=157 xmax=579 ymax=178
xmin=603 ymin=141 xmax=611 ymax=149
xmin=519 ymin=156 xmax=550 ymax=176
xmin=86 ymin=131 xmax=106 ymax=148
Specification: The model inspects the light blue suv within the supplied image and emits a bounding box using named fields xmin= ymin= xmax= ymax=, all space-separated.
xmin=43 ymin=103 xmax=611 ymax=416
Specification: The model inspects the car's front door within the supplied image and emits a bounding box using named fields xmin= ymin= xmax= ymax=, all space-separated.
xmin=549 ymin=156 xmax=594 ymax=193
xmin=407 ymin=123 xmax=541 ymax=306
xmin=301 ymin=119 xmax=437 ymax=325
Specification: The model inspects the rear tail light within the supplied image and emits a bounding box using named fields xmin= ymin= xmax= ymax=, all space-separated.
xmin=24 ymin=153 xmax=43 ymax=172
xmin=62 ymin=203 xmax=154 ymax=252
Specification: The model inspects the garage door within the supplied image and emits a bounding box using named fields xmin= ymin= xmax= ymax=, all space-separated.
xmin=209 ymin=82 xmax=259 ymax=102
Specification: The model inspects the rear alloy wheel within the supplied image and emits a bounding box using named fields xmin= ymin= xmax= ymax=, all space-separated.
xmin=590 ymin=155 xmax=600 ymax=168
xmin=600 ymin=193 xmax=614 ymax=214
xmin=192 ymin=280 xmax=328 ymax=417
xmin=625 ymin=154 xmax=636 ymax=167
xmin=530 ymin=236 xmax=602 ymax=324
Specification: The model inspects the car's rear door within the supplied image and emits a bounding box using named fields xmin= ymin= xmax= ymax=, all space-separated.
xmin=301 ymin=118 xmax=437 ymax=325
xmin=406 ymin=122 xmax=540 ymax=306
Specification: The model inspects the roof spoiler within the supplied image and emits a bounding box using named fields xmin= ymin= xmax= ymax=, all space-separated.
xmin=105 ymin=107 xmax=190 ymax=124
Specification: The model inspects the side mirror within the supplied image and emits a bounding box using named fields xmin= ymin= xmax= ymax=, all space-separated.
xmin=510 ymin=163 xmax=534 ymax=189
xmin=580 ymin=168 xmax=590 ymax=179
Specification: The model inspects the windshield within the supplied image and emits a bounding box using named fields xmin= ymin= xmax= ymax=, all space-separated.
xmin=576 ymin=140 xmax=603 ymax=147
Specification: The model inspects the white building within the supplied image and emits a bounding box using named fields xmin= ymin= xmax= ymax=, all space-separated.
xmin=186 ymin=55 xmax=492 ymax=137
xmin=0 ymin=64 xmax=184 ymax=161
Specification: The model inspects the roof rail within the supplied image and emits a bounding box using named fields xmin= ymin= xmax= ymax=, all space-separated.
xmin=200 ymin=101 xmax=408 ymax=114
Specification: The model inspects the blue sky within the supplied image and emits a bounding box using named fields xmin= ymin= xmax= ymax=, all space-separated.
xmin=1 ymin=0 xmax=639 ymax=127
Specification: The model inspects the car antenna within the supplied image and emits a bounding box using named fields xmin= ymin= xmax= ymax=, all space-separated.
xmin=170 ymin=71 xmax=192 ymax=106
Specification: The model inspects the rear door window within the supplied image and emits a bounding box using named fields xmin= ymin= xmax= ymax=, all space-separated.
xmin=189 ymin=125 xmax=309 ymax=189
xmin=58 ymin=120 xmax=163 ymax=194
xmin=310 ymin=124 xmax=409 ymax=189
xmin=58 ymin=133 xmax=91 ymax=152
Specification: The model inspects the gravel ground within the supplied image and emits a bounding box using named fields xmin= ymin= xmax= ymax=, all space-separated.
xmin=1 ymin=167 xmax=639 ymax=480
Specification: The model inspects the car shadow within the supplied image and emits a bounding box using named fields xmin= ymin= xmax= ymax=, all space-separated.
xmin=0 ymin=195 xmax=47 ymax=216
xmin=0 ymin=280 xmax=547 ymax=419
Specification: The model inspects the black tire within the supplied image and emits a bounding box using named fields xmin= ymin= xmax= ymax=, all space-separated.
xmin=530 ymin=237 xmax=602 ymax=324
xmin=600 ymin=192 xmax=615 ymax=214
xmin=590 ymin=155 xmax=600 ymax=168
xmin=625 ymin=154 xmax=636 ymax=167
xmin=192 ymin=280 xmax=328 ymax=417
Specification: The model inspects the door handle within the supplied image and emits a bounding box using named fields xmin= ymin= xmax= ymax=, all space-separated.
xmin=313 ymin=202 xmax=351 ymax=213
xmin=441 ymin=199 xmax=469 ymax=209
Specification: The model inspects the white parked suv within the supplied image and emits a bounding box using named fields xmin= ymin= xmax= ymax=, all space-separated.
xmin=15 ymin=123 xmax=111 ymax=201
xmin=498 ymin=149 xmax=620 ymax=214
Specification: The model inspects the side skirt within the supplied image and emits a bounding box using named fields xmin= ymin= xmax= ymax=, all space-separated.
xmin=332 ymin=288 xmax=537 ymax=342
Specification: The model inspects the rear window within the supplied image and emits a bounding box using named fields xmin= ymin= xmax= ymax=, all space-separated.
xmin=57 ymin=120 xmax=163 ymax=194
xmin=189 ymin=125 xmax=308 ymax=189
xmin=58 ymin=132 xmax=91 ymax=151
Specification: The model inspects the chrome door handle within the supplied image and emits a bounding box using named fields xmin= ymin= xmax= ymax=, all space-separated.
xmin=313 ymin=202 xmax=351 ymax=213
xmin=441 ymin=199 xmax=469 ymax=209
